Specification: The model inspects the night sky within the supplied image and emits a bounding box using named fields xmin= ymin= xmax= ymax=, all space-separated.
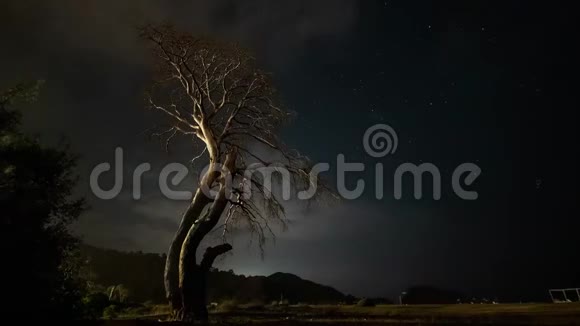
xmin=1 ymin=0 xmax=579 ymax=301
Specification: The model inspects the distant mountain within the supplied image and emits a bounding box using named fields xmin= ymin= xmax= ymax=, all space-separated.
xmin=81 ymin=245 xmax=350 ymax=304
xmin=207 ymin=271 xmax=348 ymax=304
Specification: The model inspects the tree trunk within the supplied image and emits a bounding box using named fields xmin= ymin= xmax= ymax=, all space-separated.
xmin=178 ymin=189 xmax=229 ymax=321
xmin=180 ymin=265 xmax=208 ymax=322
xmin=177 ymin=151 xmax=237 ymax=321
xmin=165 ymin=163 xmax=222 ymax=317
xmin=164 ymin=188 xmax=211 ymax=317
xmin=179 ymin=244 xmax=232 ymax=322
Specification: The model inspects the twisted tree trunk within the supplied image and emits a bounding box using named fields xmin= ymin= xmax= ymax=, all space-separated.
xmin=179 ymin=242 xmax=232 ymax=322
xmin=179 ymin=186 xmax=232 ymax=319
xmin=164 ymin=188 xmax=211 ymax=317
xmin=166 ymin=152 xmax=237 ymax=321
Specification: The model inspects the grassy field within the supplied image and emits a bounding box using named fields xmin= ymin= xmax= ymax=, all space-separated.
xmin=103 ymin=303 xmax=580 ymax=325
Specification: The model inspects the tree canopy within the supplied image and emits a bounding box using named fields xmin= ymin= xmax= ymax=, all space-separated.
xmin=1 ymin=82 xmax=86 ymax=319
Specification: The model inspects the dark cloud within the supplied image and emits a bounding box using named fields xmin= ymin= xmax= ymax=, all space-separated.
xmin=1 ymin=0 xmax=357 ymax=64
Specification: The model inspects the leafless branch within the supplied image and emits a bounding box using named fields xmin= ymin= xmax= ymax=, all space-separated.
xmin=142 ymin=24 xmax=332 ymax=251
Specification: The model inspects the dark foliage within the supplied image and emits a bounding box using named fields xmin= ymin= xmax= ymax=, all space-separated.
xmin=82 ymin=246 xmax=166 ymax=303
xmin=1 ymin=82 xmax=86 ymax=319
xmin=82 ymin=292 xmax=111 ymax=319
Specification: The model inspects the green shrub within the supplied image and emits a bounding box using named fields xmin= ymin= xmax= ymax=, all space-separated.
xmin=103 ymin=305 xmax=119 ymax=319
xmin=82 ymin=292 xmax=110 ymax=319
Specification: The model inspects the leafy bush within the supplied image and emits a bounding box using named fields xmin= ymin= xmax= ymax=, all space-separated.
xmin=107 ymin=284 xmax=132 ymax=303
xmin=82 ymin=292 xmax=110 ymax=319
xmin=103 ymin=305 xmax=119 ymax=319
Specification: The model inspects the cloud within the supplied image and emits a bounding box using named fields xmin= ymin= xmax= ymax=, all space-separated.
xmin=1 ymin=0 xmax=357 ymax=65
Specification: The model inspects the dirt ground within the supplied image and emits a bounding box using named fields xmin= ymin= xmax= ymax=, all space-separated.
xmin=96 ymin=303 xmax=580 ymax=325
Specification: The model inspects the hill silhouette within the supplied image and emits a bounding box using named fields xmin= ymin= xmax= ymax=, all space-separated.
xmin=81 ymin=246 xmax=349 ymax=304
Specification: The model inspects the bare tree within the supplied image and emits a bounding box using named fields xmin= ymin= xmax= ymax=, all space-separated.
xmin=140 ymin=25 xmax=325 ymax=321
